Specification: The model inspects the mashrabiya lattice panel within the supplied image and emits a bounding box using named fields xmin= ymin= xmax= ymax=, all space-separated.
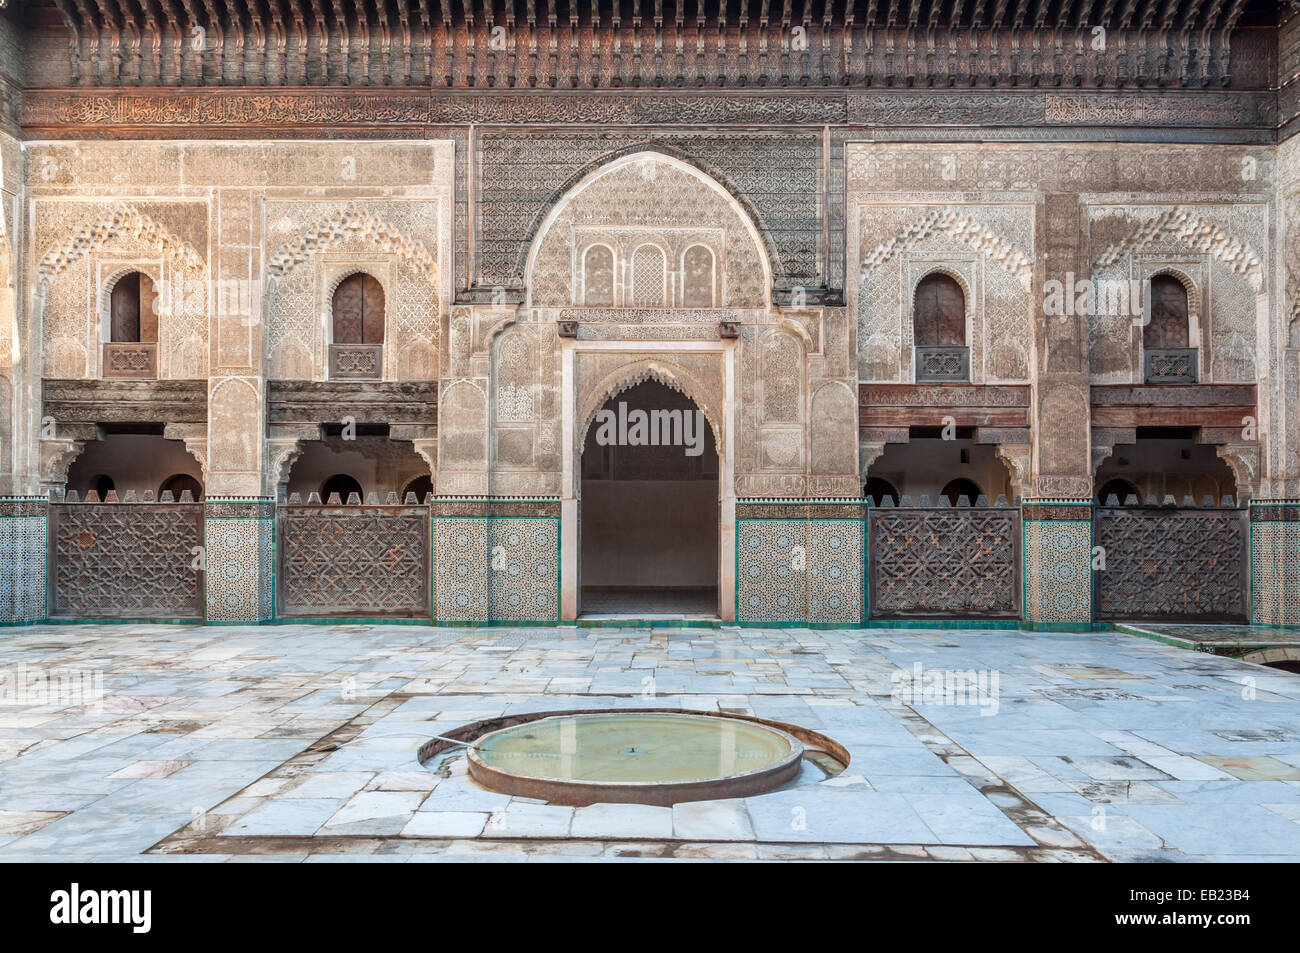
xmin=279 ymin=506 xmax=429 ymax=616
xmin=1094 ymin=508 xmax=1247 ymax=622
xmin=869 ymin=508 xmax=1020 ymax=618
xmin=50 ymin=503 xmax=204 ymax=619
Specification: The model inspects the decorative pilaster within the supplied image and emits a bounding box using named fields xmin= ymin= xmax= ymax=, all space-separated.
xmin=0 ymin=497 xmax=47 ymax=625
xmin=1022 ymin=499 xmax=1094 ymax=631
xmin=1250 ymin=501 xmax=1300 ymax=626
xmin=204 ymin=497 xmax=275 ymax=623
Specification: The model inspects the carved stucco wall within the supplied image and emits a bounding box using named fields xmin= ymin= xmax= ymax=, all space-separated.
xmin=18 ymin=139 xmax=454 ymax=497
xmin=1088 ymin=203 xmax=1266 ymax=385
xmin=527 ymin=153 xmax=770 ymax=310
xmin=0 ymin=132 xmax=19 ymax=493
xmin=1274 ymin=134 xmax=1300 ymax=498
xmin=847 ymin=141 xmax=1278 ymax=497
xmin=33 ymin=200 xmax=210 ymax=381
xmin=264 ymin=199 xmax=445 ymax=382
xmin=855 ymin=203 xmax=1035 ymax=384
xmin=478 ymin=150 xmax=859 ymax=500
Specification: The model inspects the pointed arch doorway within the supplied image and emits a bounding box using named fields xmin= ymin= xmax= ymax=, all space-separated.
xmin=579 ymin=380 xmax=719 ymax=616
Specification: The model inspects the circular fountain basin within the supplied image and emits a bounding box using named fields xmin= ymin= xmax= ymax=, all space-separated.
xmin=466 ymin=711 xmax=805 ymax=806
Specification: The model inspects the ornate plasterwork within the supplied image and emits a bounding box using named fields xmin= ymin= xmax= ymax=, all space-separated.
xmin=1094 ymin=207 xmax=1264 ymax=291
xmin=855 ymin=203 xmax=1034 ymax=384
xmin=264 ymin=199 xmax=442 ymax=382
xmin=34 ymin=200 xmax=210 ymax=380
xmin=36 ymin=203 xmax=205 ymax=281
xmin=861 ymin=206 xmax=1034 ymax=289
xmin=1217 ymin=443 xmax=1261 ymax=498
xmin=266 ymin=201 xmax=438 ymax=283
xmin=527 ymin=152 xmax=771 ymax=311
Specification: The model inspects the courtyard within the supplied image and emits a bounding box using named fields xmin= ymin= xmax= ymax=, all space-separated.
xmin=0 ymin=622 xmax=1297 ymax=863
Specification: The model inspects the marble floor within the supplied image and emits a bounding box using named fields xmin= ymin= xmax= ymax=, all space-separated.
xmin=0 ymin=622 xmax=1298 ymax=862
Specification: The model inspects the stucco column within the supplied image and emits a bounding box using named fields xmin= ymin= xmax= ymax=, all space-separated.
xmin=203 ymin=190 xmax=274 ymax=622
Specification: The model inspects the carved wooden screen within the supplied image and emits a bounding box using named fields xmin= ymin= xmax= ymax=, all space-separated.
xmin=331 ymin=273 xmax=385 ymax=344
xmin=1094 ymin=505 xmax=1247 ymax=621
xmin=50 ymin=501 xmax=204 ymax=619
xmin=279 ymin=502 xmax=429 ymax=617
xmin=869 ymin=504 xmax=1020 ymax=618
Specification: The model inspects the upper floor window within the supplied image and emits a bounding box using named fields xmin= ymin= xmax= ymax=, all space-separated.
xmin=913 ymin=273 xmax=968 ymax=382
xmin=913 ymin=273 xmax=966 ymax=347
xmin=582 ymin=245 xmax=615 ymax=306
xmin=1144 ymin=275 xmax=1190 ymax=349
xmin=631 ymin=245 xmax=666 ymax=307
xmin=682 ymin=244 xmax=715 ymax=308
xmin=1143 ymin=274 xmax=1196 ymax=384
xmin=103 ymin=272 xmax=159 ymax=379
xmin=329 ymin=273 xmax=384 ymax=380
xmin=110 ymin=272 xmax=158 ymax=344
xmin=332 ymin=273 xmax=385 ymax=345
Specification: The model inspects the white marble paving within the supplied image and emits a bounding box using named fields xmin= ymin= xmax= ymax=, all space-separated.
xmin=0 ymin=622 xmax=1295 ymax=861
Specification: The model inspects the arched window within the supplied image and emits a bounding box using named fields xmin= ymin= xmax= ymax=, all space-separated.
xmin=401 ymin=475 xmax=432 ymax=503
xmin=864 ymin=477 xmax=900 ymax=507
xmin=321 ymin=474 xmax=363 ymax=504
xmin=682 ymin=244 xmax=716 ymax=308
xmin=92 ymin=475 xmax=115 ymax=500
xmin=332 ymin=273 xmax=385 ymax=345
xmin=913 ymin=273 xmax=966 ymax=347
xmin=1144 ymin=275 xmax=1190 ymax=349
xmin=110 ymin=272 xmax=158 ymax=344
xmin=631 ymin=245 xmax=666 ymax=307
xmin=941 ymin=478 xmax=982 ymax=506
xmin=1097 ymin=478 xmax=1140 ymax=506
xmin=159 ymin=473 xmax=203 ymax=502
xmin=583 ymin=245 xmax=615 ymax=306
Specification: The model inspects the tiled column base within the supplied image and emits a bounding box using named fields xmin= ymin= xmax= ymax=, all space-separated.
xmin=735 ymin=500 xmax=866 ymax=626
xmin=433 ymin=499 xmax=561 ymax=625
xmin=0 ymin=497 xmax=48 ymax=625
xmin=204 ymin=498 xmax=275 ymax=623
xmin=1250 ymin=501 xmax=1300 ymax=626
xmin=1021 ymin=500 xmax=1094 ymax=631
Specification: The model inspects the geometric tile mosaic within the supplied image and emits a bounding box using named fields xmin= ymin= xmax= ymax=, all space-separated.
xmin=434 ymin=516 xmax=560 ymax=624
xmin=433 ymin=517 xmax=489 ymax=623
xmin=0 ymin=514 xmax=47 ymax=624
xmin=1022 ymin=518 xmax=1093 ymax=626
xmin=1250 ymin=520 xmax=1300 ymax=626
xmin=737 ymin=519 xmax=864 ymax=625
xmin=488 ymin=518 xmax=559 ymax=623
xmin=206 ymin=516 xmax=275 ymax=623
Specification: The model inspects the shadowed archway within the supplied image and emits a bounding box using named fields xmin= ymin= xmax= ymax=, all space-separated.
xmin=580 ymin=380 xmax=719 ymax=617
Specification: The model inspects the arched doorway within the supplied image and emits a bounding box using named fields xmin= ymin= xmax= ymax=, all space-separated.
xmin=580 ymin=380 xmax=719 ymax=616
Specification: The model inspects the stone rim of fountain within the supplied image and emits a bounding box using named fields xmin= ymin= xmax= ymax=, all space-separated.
xmin=419 ymin=707 xmax=849 ymax=808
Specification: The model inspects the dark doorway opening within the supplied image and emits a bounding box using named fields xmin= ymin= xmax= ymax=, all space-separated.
xmin=580 ymin=380 xmax=719 ymax=617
